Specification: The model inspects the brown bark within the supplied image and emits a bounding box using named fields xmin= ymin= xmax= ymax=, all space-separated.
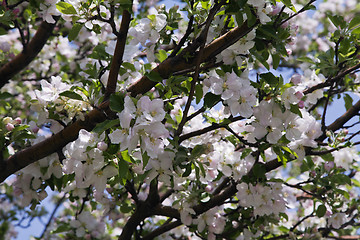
xmin=0 ymin=18 xmax=59 ymax=89
xmin=104 ymin=10 xmax=131 ymax=100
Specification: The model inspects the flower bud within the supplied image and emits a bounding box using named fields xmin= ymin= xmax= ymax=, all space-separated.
xmin=324 ymin=161 xmax=334 ymax=172
xmin=97 ymin=142 xmax=108 ymax=151
xmin=295 ymin=91 xmax=304 ymax=100
xmin=298 ymin=101 xmax=305 ymax=109
xmin=205 ymin=185 xmax=212 ymax=193
xmin=6 ymin=123 xmax=14 ymax=131
xmin=290 ymin=73 xmax=302 ymax=85
xmin=14 ymin=117 xmax=22 ymax=124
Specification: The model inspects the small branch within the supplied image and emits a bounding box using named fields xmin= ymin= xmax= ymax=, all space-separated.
xmin=304 ymin=61 xmax=360 ymax=95
xmin=169 ymin=14 xmax=194 ymax=58
xmin=39 ymin=194 xmax=66 ymax=239
xmin=178 ymin=116 xmax=243 ymax=143
xmin=318 ymin=99 xmax=360 ymax=141
xmin=278 ymin=0 xmax=316 ymax=27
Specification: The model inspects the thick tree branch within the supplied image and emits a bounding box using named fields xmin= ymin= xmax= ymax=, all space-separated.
xmin=0 ymin=104 xmax=108 ymax=183
xmin=0 ymin=18 xmax=60 ymax=89
xmin=104 ymin=10 xmax=131 ymax=100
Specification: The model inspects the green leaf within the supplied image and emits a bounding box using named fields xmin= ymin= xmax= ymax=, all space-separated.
xmin=272 ymin=53 xmax=280 ymax=70
xmin=191 ymin=144 xmax=206 ymax=159
xmin=182 ymin=163 xmax=192 ymax=177
xmin=156 ymin=49 xmax=168 ymax=62
xmin=258 ymin=25 xmax=278 ymax=39
xmin=56 ymin=2 xmax=77 ymax=14
xmin=146 ymin=71 xmax=163 ymax=82
xmin=59 ymin=90 xmax=83 ymax=101
xmin=296 ymin=56 xmax=314 ymax=64
xmin=118 ymin=158 xmax=129 ymax=179
xmin=349 ymin=16 xmax=360 ymax=30
xmin=334 ymin=188 xmax=350 ymax=199
xmin=68 ymin=23 xmax=83 ymax=41
xmin=0 ymin=92 xmax=12 ymax=99
xmin=109 ymin=93 xmax=125 ymax=112
xmin=204 ymin=92 xmax=221 ymax=109
xmin=260 ymin=72 xmax=279 ymax=87
xmin=142 ymin=152 xmax=150 ymax=169
xmin=92 ymin=119 xmax=119 ymax=133
xmin=327 ymin=14 xmax=345 ymax=29
xmin=343 ymin=94 xmax=353 ymax=111
xmin=290 ymin=104 xmax=303 ymax=118
xmin=241 ymin=148 xmax=253 ymax=159
xmin=252 ymin=163 xmax=266 ymax=178
xmin=121 ymin=150 xmax=132 ymax=163
xmin=332 ymin=174 xmax=351 ymax=185
xmin=122 ymin=62 xmax=136 ymax=72
xmin=280 ymin=0 xmax=296 ymax=12
xmin=195 ymin=84 xmax=203 ymax=104
xmin=316 ymin=204 xmax=326 ymax=218
xmin=88 ymin=44 xmax=108 ymax=60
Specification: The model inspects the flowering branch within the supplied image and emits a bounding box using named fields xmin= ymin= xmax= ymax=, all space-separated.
xmin=0 ymin=106 xmax=107 ymax=183
xmin=127 ymin=20 xmax=258 ymax=96
xmin=0 ymin=17 xmax=59 ymax=89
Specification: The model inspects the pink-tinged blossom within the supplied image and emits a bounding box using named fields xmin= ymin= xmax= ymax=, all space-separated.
xmin=332 ymin=147 xmax=360 ymax=171
xmin=128 ymin=10 xmax=166 ymax=45
xmin=39 ymin=0 xmax=61 ymax=24
xmin=328 ymin=212 xmax=346 ymax=229
xmin=220 ymin=30 xmax=255 ymax=64
xmin=136 ymin=96 xmax=165 ymax=123
xmin=35 ymin=76 xmax=70 ymax=103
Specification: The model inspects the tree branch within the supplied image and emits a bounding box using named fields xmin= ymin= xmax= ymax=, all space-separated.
xmin=127 ymin=20 xmax=258 ymax=96
xmin=0 ymin=17 xmax=60 ymax=89
xmin=104 ymin=10 xmax=131 ymax=100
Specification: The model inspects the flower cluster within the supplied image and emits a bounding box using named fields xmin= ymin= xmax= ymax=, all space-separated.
xmin=31 ymin=76 xmax=92 ymax=133
xmin=236 ymin=182 xmax=287 ymax=217
xmin=204 ymin=70 xmax=257 ymax=118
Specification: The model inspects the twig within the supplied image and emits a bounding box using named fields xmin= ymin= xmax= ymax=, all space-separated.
xmin=178 ymin=116 xmax=243 ymax=143
xmin=39 ymin=194 xmax=66 ymax=239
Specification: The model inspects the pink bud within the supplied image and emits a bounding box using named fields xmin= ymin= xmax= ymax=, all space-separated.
xmin=6 ymin=123 xmax=14 ymax=131
xmin=324 ymin=161 xmax=334 ymax=172
xmin=97 ymin=142 xmax=108 ymax=151
xmin=281 ymin=21 xmax=289 ymax=28
xmin=270 ymin=5 xmax=281 ymax=16
xmin=343 ymin=129 xmax=349 ymax=135
xmin=290 ymin=73 xmax=302 ymax=85
xmin=295 ymin=91 xmax=304 ymax=100
xmin=12 ymin=8 xmax=19 ymax=16
xmin=208 ymin=170 xmax=216 ymax=179
xmin=205 ymin=185 xmax=212 ymax=193
xmin=298 ymin=101 xmax=305 ymax=109
xmin=14 ymin=117 xmax=22 ymax=124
